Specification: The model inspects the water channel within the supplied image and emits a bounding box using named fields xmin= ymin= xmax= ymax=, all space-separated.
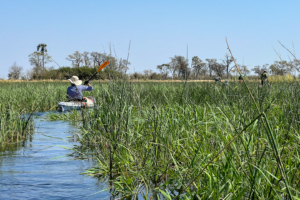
xmin=0 ymin=112 xmax=110 ymax=199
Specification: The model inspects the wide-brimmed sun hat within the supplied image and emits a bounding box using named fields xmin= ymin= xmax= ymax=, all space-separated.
xmin=68 ymin=76 xmax=82 ymax=86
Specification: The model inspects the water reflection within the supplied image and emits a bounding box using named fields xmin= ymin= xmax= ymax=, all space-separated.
xmin=0 ymin=112 xmax=110 ymax=199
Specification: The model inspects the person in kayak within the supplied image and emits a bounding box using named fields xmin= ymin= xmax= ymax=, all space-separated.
xmin=67 ymin=76 xmax=93 ymax=101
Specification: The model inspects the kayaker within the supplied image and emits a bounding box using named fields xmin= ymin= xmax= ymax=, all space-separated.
xmin=261 ymin=70 xmax=268 ymax=85
xmin=238 ymin=75 xmax=243 ymax=82
xmin=223 ymin=79 xmax=229 ymax=86
xmin=215 ymin=77 xmax=221 ymax=83
xmin=67 ymin=76 xmax=93 ymax=101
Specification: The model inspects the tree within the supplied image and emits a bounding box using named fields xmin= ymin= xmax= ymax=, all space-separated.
xmin=192 ymin=56 xmax=206 ymax=79
xmin=28 ymin=51 xmax=52 ymax=79
xmin=252 ymin=64 xmax=269 ymax=75
xmin=106 ymin=56 xmax=118 ymax=71
xmin=117 ymin=58 xmax=130 ymax=74
xmin=293 ymin=59 xmax=300 ymax=72
xmin=288 ymin=60 xmax=299 ymax=75
xmin=24 ymin=69 xmax=34 ymax=80
xmin=211 ymin=63 xmax=226 ymax=77
xmin=143 ymin=70 xmax=153 ymax=79
xmin=231 ymin=64 xmax=250 ymax=76
xmin=149 ymin=72 xmax=162 ymax=80
xmin=240 ymin=65 xmax=250 ymax=75
xmin=37 ymin=43 xmax=48 ymax=70
xmin=157 ymin=63 xmax=170 ymax=78
xmin=170 ymin=56 xmax=189 ymax=79
xmin=82 ymin=51 xmax=91 ymax=67
xmin=130 ymin=72 xmax=143 ymax=80
xmin=269 ymin=60 xmax=293 ymax=75
xmin=222 ymin=54 xmax=233 ymax=78
xmin=169 ymin=58 xmax=179 ymax=78
xmin=8 ymin=62 xmax=23 ymax=79
xmin=205 ymin=59 xmax=217 ymax=77
xmin=81 ymin=51 xmax=118 ymax=70
xmin=66 ymin=51 xmax=83 ymax=67
xmin=90 ymin=52 xmax=107 ymax=66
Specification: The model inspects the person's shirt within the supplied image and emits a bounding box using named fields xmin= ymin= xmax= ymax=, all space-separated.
xmin=67 ymin=84 xmax=93 ymax=99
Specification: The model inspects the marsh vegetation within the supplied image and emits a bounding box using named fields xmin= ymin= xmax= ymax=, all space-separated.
xmin=2 ymin=79 xmax=300 ymax=199
xmin=47 ymin=79 xmax=300 ymax=199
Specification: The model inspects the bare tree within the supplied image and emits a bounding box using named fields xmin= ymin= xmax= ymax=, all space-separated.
xmin=192 ymin=56 xmax=206 ymax=79
xmin=90 ymin=52 xmax=104 ymax=66
xmin=222 ymin=54 xmax=233 ymax=78
xmin=8 ymin=62 xmax=23 ymax=79
xmin=90 ymin=52 xmax=110 ymax=66
xmin=143 ymin=69 xmax=152 ymax=79
xmin=82 ymin=51 xmax=91 ymax=66
xmin=205 ymin=59 xmax=217 ymax=77
xmin=25 ymin=69 xmax=34 ymax=80
xmin=240 ymin=65 xmax=250 ymax=75
xmin=66 ymin=51 xmax=83 ymax=67
xmin=89 ymin=51 xmax=118 ymax=71
xmin=117 ymin=58 xmax=130 ymax=74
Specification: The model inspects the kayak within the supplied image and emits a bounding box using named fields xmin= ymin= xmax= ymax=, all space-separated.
xmin=58 ymin=97 xmax=95 ymax=112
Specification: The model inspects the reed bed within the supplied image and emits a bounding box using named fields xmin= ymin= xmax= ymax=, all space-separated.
xmin=0 ymin=82 xmax=66 ymax=148
xmin=57 ymin=80 xmax=300 ymax=199
xmin=2 ymin=79 xmax=300 ymax=199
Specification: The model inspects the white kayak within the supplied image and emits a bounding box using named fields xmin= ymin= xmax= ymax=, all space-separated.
xmin=58 ymin=97 xmax=95 ymax=112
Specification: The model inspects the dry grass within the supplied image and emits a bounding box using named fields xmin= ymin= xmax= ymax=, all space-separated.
xmin=268 ymin=74 xmax=296 ymax=82
xmin=0 ymin=79 xmax=69 ymax=83
xmin=1 ymin=75 xmax=297 ymax=83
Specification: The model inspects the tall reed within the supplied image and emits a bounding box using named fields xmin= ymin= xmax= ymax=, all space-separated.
xmin=0 ymin=81 xmax=67 ymax=148
xmin=65 ymin=79 xmax=300 ymax=199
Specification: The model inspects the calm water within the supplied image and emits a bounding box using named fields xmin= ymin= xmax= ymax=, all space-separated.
xmin=0 ymin=112 xmax=110 ymax=200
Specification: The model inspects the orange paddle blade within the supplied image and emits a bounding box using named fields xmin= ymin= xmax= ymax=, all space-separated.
xmin=97 ymin=61 xmax=110 ymax=72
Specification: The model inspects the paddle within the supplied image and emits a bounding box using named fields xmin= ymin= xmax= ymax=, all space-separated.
xmin=84 ymin=61 xmax=110 ymax=85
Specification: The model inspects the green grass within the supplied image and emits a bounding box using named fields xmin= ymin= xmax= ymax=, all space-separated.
xmin=72 ymin=80 xmax=300 ymax=199
xmin=2 ymin=80 xmax=300 ymax=199
xmin=0 ymin=81 xmax=67 ymax=148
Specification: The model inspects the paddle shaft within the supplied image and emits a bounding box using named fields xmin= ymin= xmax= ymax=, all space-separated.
xmin=87 ymin=71 xmax=98 ymax=82
xmin=84 ymin=71 xmax=100 ymax=85
xmin=84 ymin=61 xmax=109 ymax=85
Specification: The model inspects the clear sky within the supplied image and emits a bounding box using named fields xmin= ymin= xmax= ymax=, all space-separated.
xmin=0 ymin=0 xmax=299 ymax=78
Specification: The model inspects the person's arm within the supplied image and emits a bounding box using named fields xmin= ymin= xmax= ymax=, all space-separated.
xmin=80 ymin=84 xmax=93 ymax=91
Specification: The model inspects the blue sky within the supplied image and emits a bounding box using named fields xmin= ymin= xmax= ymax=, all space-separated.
xmin=0 ymin=0 xmax=299 ymax=78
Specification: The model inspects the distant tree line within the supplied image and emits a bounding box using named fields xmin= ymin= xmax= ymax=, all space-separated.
xmin=7 ymin=43 xmax=300 ymax=80
xmin=8 ymin=46 xmax=130 ymax=80
xmin=153 ymin=54 xmax=300 ymax=80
